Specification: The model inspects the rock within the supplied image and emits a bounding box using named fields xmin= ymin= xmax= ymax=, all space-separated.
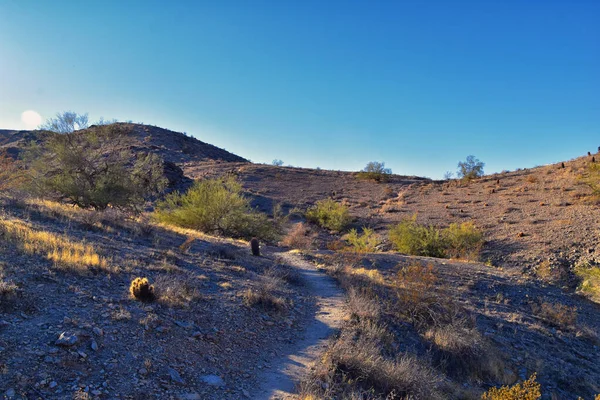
xmin=168 ymin=367 xmax=184 ymax=384
xmin=49 ymin=381 xmax=58 ymax=388
xmin=179 ymin=394 xmax=201 ymax=400
xmin=55 ymin=332 xmax=78 ymax=347
xmin=5 ymin=388 xmax=15 ymax=398
xmin=200 ymin=374 xmax=225 ymax=387
xmin=242 ymin=389 xmax=251 ymax=398
xmin=93 ymin=327 xmax=103 ymax=336
xmin=91 ymin=340 xmax=98 ymax=351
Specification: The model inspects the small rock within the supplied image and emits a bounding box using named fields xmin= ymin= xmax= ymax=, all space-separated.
xmin=242 ymin=389 xmax=251 ymax=398
xmin=49 ymin=381 xmax=58 ymax=389
xmin=91 ymin=340 xmax=98 ymax=351
xmin=55 ymin=332 xmax=78 ymax=347
xmin=179 ymin=394 xmax=201 ymax=400
xmin=91 ymin=390 xmax=102 ymax=396
xmin=139 ymin=368 xmax=148 ymax=375
xmin=200 ymin=374 xmax=225 ymax=387
xmin=5 ymin=388 xmax=15 ymax=398
xmin=93 ymin=327 xmax=103 ymax=336
xmin=168 ymin=367 xmax=184 ymax=384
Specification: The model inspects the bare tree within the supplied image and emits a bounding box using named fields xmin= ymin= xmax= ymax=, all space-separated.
xmin=39 ymin=111 xmax=89 ymax=133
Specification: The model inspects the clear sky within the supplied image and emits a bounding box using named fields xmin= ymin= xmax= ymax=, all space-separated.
xmin=1 ymin=1 xmax=598 ymax=178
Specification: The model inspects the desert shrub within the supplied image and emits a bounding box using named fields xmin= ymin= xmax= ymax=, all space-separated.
xmin=574 ymin=261 xmax=600 ymax=303
xmin=280 ymin=222 xmax=316 ymax=249
xmin=346 ymin=227 xmax=380 ymax=253
xmin=444 ymin=221 xmax=484 ymax=260
xmin=300 ymin=320 xmax=443 ymax=399
xmin=531 ymin=301 xmax=577 ymax=328
xmin=242 ymin=276 xmax=287 ymax=312
xmin=39 ymin=111 xmax=89 ymax=133
xmin=579 ymin=162 xmax=600 ymax=202
xmin=457 ymin=155 xmax=485 ymax=180
xmin=389 ymin=217 xmax=483 ymax=260
xmin=305 ymin=199 xmax=351 ymax=232
xmin=481 ymin=373 xmax=541 ymax=400
xmin=347 ymin=287 xmax=381 ymax=321
xmin=0 ymin=150 xmax=24 ymax=192
xmin=388 ymin=215 xmax=446 ymax=258
xmin=356 ymin=161 xmax=392 ymax=182
xmin=24 ymin=123 xmax=167 ymax=211
xmin=129 ymin=277 xmax=155 ymax=302
xmin=153 ymin=275 xmax=200 ymax=308
xmin=154 ymin=176 xmax=277 ymax=241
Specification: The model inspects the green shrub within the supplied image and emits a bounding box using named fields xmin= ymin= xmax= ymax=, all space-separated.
xmin=356 ymin=161 xmax=392 ymax=182
xmin=444 ymin=222 xmax=484 ymax=259
xmin=389 ymin=217 xmax=483 ymax=260
xmin=457 ymin=155 xmax=485 ymax=180
xmin=389 ymin=215 xmax=446 ymax=258
xmin=305 ymin=199 xmax=351 ymax=232
xmin=153 ymin=176 xmax=277 ymax=241
xmin=346 ymin=227 xmax=380 ymax=253
xmin=574 ymin=261 xmax=600 ymax=303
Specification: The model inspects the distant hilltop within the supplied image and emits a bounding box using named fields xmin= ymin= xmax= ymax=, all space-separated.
xmin=0 ymin=123 xmax=248 ymax=165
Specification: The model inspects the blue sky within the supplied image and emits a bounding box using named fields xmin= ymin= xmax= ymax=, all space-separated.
xmin=1 ymin=1 xmax=598 ymax=178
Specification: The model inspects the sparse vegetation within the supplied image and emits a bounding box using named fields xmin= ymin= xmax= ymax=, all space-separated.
xmin=280 ymin=222 xmax=316 ymax=249
xmin=531 ymin=300 xmax=577 ymax=328
xmin=153 ymin=176 xmax=278 ymax=240
xmin=305 ymin=199 xmax=351 ymax=232
xmin=129 ymin=277 xmax=155 ymax=302
xmin=356 ymin=161 xmax=392 ymax=182
xmin=457 ymin=155 xmax=485 ymax=180
xmin=481 ymin=373 xmax=541 ymax=400
xmin=0 ymin=216 xmax=109 ymax=272
xmin=243 ymin=276 xmax=287 ymax=311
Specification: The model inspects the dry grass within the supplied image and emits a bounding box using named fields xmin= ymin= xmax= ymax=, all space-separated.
xmin=280 ymin=222 xmax=316 ymax=249
xmin=0 ymin=216 xmax=110 ymax=273
xmin=299 ymin=318 xmax=443 ymax=399
xmin=242 ymin=275 xmax=287 ymax=312
xmin=531 ymin=300 xmax=577 ymax=329
xmin=154 ymin=275 xmax=201 ymax=307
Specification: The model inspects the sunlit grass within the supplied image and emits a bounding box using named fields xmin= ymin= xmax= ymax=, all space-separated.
xmin=0 ymin=216 xmax=110 ymax=272
xmin=575 ymin=261 xmax=600 ymax=303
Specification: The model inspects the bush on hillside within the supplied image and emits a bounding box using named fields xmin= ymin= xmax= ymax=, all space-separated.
xmin=389 ymin=216 xmax=483 ymax=260
xmin=153 ymin=176 xmax=278 ymax=240
xmin=24 ymin=123 xmax=167 ymax=212
xmin=306 ymin=199 xmax=351 ymax=232
xmin=457 ymin=155 xmax=485 ymax=180
xmin=444 ymin=221 xmax=484 ymax=259
xmin=39 ymin=111 xmax=89 ymax=133
xmin=389 ymin=215 xmax=446 ymax=258
xmin=357 ymin=161 xmax=392 ymax=182
xmin=346 ymin=227 xmax=380 ymax=253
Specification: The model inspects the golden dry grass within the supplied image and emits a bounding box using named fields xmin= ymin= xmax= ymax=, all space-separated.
xmin=0 ymin=216 xmax=110 ymax=273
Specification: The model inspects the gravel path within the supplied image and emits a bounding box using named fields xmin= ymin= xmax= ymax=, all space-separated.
xmin=253 ymin=251 xmax=346 ymax=400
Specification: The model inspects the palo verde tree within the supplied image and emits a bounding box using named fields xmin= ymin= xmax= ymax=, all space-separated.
xmin=357 ymin=161 xmax=392 ymax=182
xmin=39 ymin=111 xmax=89 ymax=133
xmin=457 ymin=155 xmax=485 ymax=180
xmin=24 ymin=122 xmax=167 ymax=212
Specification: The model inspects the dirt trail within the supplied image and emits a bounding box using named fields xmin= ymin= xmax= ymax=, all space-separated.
xmin=253 ymin=251 xmax=347 ymax=400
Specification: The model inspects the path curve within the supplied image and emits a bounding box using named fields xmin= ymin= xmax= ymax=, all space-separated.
xmin=253 ymin=251 xmax=346 ymax=400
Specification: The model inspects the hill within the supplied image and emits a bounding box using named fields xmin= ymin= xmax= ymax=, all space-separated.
xmin=1 ymin=124 xmax=599 ymax=399
xmin=0 ymin=123 xmax=247 ymax=165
